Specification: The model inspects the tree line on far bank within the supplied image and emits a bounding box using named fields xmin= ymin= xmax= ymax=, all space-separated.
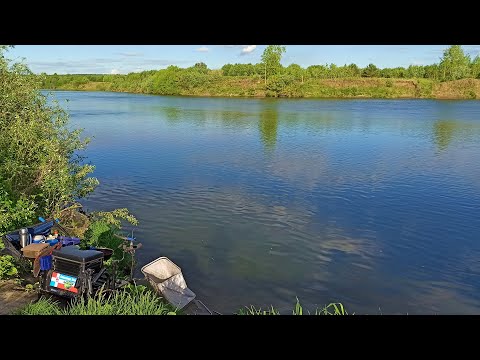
xmin=223 ymin=45 xmax=479 ymax=81
xmin=40 ymin=45 xmax=480 ymax=98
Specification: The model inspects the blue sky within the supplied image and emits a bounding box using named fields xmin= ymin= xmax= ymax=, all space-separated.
xmin=7 ymin=45 xmax=480 ymax=75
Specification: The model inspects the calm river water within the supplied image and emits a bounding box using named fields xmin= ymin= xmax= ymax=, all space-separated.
xmin=49 ymin=91 xmax=480 ymax=314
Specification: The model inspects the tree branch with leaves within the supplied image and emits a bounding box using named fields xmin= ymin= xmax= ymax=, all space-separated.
xmin=261 ymin=45 xmax=286 ymax=84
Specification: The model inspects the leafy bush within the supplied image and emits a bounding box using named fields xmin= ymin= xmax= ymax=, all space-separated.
xmin=0 ymin=46 xmax=99 ymax=234
xmin=415 ymin=78 xmax=434 ymax=98
xmin=89 ymin=208 xmax=138 ymax=228
xmin=0 ymin=190 xmax=38 ymax=234
xmin=266 ymin=74 xmax=295 ymax=97
xmin=0 ymin=255 xmax=19 ymax=279
xmin=83 ymin=220 xmax=111 ymax=248
xmin=176 ymin=70 xmax=211 ymax=91
xmin=83 ymin=220 xmax=134 ymax=277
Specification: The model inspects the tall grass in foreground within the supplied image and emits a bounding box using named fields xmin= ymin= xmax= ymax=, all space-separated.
xmin=237 ymin=298 xmax=350 ymax=315
xmin=16 ymin=285 xmax=348 ymax=315
xmin=16 ymin=285 xmax=177 ymax=315
xmin=16 ymin=297 xmax=63 ymax=315
xmin=67 ymin=287 xmax=177 ymax=315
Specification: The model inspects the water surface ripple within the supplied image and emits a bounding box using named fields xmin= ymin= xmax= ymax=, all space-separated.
xmin=48 ymin=91 xmax=480 ymax=314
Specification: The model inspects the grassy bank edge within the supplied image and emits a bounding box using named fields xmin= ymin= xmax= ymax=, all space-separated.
xmin=41 ymin=77 xmax=480 ymax=100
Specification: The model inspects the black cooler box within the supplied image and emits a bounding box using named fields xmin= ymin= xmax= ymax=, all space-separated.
xmin=40 ymin=247 xmax=105 ymax=298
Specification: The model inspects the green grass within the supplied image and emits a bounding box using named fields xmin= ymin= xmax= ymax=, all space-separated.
xmin=314 ymin=302 xmax=348 ymax=315
xmin=17 ymin=289 xmax=349 ymax=315
xmin=40 ymin=74 xmax=437 ymax=99
xmin=15 ymin=285 xmax=177 ymax=315
xmin=42 ymin=73 xmax=480 ymax=99
xmin=237 ymin=298 xmax=350 ymax=315
xmin=16 ymin=297 xmax=63 ymax=315
xmin=67 ymin=288 xmax=177 ymax=315
xmin=237 ymin=305 xmax=280 ymax=315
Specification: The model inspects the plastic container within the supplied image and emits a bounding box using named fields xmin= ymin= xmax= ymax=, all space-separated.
xmin=40 ymin=255 xmax=52 ymax=271
xmin=33 ymin=235 xmax=46 ymax=244
xmin=46 ymin=239 xmax=59 ymax=246
xmin=58 ymin=236 xmax=81 ymax=247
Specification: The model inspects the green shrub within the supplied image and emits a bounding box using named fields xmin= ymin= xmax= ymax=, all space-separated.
xmin=0 ymin=189 xmax=37 ymax=234
xmin=415 ymin=79 xmax=434 ymax=98
xmin=83 ymin=220 xmax=111 ymax=248
xmin=266 ymin=74 xmax=296 ymax=97
xmin=0 ymin=255 xmax=19 ymax=279
xmin=0 ymin=46 xmax=99 ymax=234
xmin=467 ymin=89 xmax=477 ymax=99
xmin=83 ymin=220 xmax=134 ymax=278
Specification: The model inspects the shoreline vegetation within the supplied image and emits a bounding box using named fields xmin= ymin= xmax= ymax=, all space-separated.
xmin=41 ymin=77 xmax=480 ymax=100
xmin=15 ymin=289 xmax=347 ymax=315
xmin=40 ymin=45 xmax=480 ymax=100
xmin=0 ymin=45 xmax=140 ymax=312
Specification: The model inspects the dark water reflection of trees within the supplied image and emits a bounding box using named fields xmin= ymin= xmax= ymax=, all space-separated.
xmin=432 ymin=119 xmax=480 ymax=151
xmin=259 ymin=107 xmax=279 ymax=153
xmin=161 ymin=101 xmax=480 ymax=155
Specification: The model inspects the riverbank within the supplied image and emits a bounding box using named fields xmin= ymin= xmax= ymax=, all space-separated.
xmin=0 ymin=279 xmax=38 ymax=315
xmin=41 ymin=76 xmax=480 ymax=99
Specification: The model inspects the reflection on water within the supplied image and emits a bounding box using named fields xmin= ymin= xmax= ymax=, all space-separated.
xmin=433 ymin=120 xmax=457 ymax=151
xmin=47 ymin=91 xmax=480 ymax=314
xmin=163 ymin=106 xmax=181 ymax=122
xmin=259 ymin=105 xmax=279 ymax=153
xmin=432 ymin=119 xmax=480 ymax=152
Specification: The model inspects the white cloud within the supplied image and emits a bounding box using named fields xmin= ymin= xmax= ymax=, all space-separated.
xmin=219 ymin=45 xmax=258 ymax=55
xmin=196 ymin=46 xmax=209 ymax=52
xmin=110 ymin=69 xmax=120 ymax=74
xmin=117 ymin=52 xmax=143 ymax=57
xmin=241 ymin=45 xmax=257 ymax=54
